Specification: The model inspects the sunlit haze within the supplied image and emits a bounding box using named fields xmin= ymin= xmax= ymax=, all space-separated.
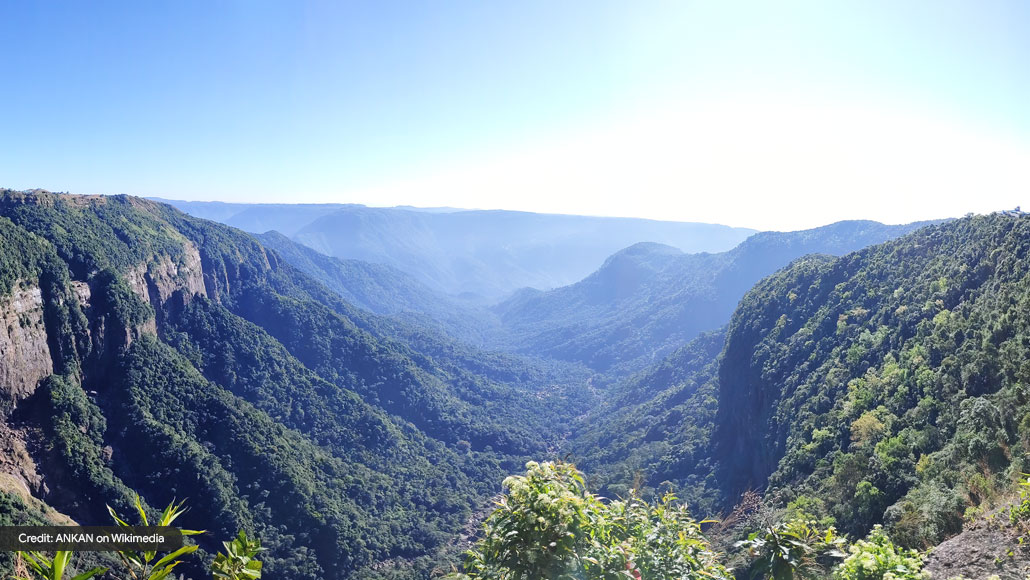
xmin=2 ymin=1 xmax=1028 ymax=230
xmin=347 ymin=98 xmax=1030 ymax=231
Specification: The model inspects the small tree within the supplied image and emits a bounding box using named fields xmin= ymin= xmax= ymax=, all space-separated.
xmin=1008 ymin=474 xmax=1030 ymax=527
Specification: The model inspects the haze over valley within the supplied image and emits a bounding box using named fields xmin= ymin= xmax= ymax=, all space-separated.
xmin=3 ymin=1 xmax=1030 ymax=578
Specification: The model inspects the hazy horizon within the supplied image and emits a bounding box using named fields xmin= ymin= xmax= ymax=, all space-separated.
xmin=150 ymin=194 xmax=952 ymax=232
xmin=3 ymin=1 xmax=1028 ymax=230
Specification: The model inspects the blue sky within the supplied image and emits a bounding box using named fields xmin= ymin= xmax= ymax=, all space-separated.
xmin=2 ymin=1 xmax=1028 ymax=230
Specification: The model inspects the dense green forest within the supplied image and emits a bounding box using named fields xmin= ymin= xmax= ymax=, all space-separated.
xmin=5 ymin=189 xmax=1030 ymax=578
xmin=714 ymin=213 xmax=1030 ymax=544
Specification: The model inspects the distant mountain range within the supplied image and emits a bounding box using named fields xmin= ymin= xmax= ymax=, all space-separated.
xmin=156 ymin=199 xmax=757 ymax=301
xmin=241 ymin=209 xmax=938 ymax=378
xmin=493 ymin=220 xmax=939 ymax=375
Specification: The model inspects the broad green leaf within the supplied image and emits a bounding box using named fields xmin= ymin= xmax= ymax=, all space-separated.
xmin=152 ymin=544 xmax=199 ymax=570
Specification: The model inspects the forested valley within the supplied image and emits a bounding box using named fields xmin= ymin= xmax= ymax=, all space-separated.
xmin=2 ymin=189 xmax=1030 ymax=579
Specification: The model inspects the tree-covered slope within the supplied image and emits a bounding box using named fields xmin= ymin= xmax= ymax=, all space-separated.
xmin=0 ymin=189 xmax=584 ymax=579
xmin=152 ymin=195 xmax=582 ymax=457
xmin=496 ymin=220 xmax=933 ymax=376
xmin=571 ymin=330 xmax=727 ymax=512
xmin=710 ymin=213 xmax=1030 ymax=544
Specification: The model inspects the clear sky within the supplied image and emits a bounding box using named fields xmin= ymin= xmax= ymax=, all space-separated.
xmin=2 ymin=1 xmax=1028 ymax=230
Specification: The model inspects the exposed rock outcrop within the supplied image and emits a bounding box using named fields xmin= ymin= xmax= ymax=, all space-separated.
xmin=124 ymin=242 xmax=207 ymax=312
xmin=0 ymin=421 xmax=45 ymax=498
xmin=924 ymin=516 xmax=1030 ymax=579
xmin=69 ymin=280 xmax=91 ymax=310
xmin=0 ymin=284 xmax=53 ymax=403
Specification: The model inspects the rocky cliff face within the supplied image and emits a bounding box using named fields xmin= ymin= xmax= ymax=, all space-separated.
xmin=0 ymin=282 xmax=59 ymax=515
xmin=0 ymin=421 xmax=47 ymax=500
xmin=0 ymin=194 xmax=228 ymax=551
xmin=122 ymin=242 xmax=208 ymax=339
xmin=0 ymin=221 xmax=209 ymax=406
xmin=714 ymin=255 xmax=841 ymax=495
xmin=0 ymin=283 xmax=53 ymax=403
xmin=124 ymin=243 xmax=207 ymax=309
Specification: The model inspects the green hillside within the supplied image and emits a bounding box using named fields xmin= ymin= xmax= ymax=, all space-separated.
xmin=253 ymin=231 xmax=502 ymax=347
xmin=574 ymin=213 xmax=1030 ymax=555
xmin=714 ymin=213 xmax=1030 ymax=544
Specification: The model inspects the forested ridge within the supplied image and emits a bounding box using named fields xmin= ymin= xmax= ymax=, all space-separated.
xmin=715 ymin=213 xmax=1030 ymax=544
xmin=4 ymin=189 xmax=1030 ymax=578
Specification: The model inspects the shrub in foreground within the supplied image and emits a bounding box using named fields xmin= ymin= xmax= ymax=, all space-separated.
xmin=833 ymin=525 xmax=928 ymax=580
xmin=455 ymin=460 xmax=731 ymax=580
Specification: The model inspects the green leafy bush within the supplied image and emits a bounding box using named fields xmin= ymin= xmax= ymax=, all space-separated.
xmin=459 ymin=461 xmax=730 ymax=580
xmin=833 ymin=525 xmax=928 ymax=580
xmin=883 ymin=482 xmax=964 ymax=548
xmin=107 ymin=494 xmax=204 ymax=580
xmin=735 ymin=518 xmax=846 ymax=580
xmin=212 ymin=531 xmax=264 ymax=580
